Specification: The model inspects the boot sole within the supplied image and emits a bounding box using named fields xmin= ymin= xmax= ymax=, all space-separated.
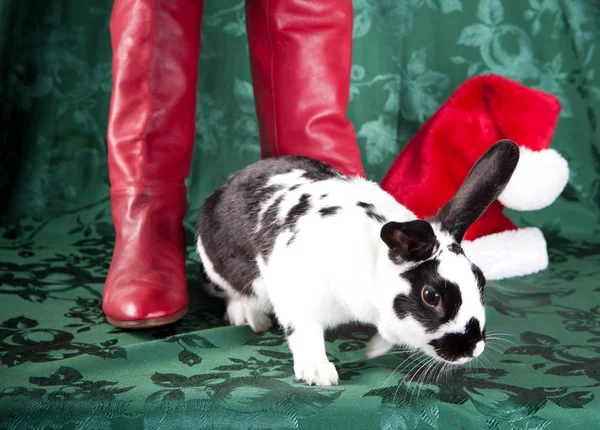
xmin=106 ymin=307 xmax=188 ymax=329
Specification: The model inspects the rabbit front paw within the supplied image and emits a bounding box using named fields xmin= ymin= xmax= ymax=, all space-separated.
xmin=294 ymin=361 xmax=339 ymax=386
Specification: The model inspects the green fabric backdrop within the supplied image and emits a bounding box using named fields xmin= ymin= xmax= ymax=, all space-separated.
xmin=1 ymin=0 xmax=600 ymax=428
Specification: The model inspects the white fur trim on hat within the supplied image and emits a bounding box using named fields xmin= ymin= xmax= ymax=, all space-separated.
xmin=462 ymin=227 xmax=548 ymax=280
xmin=498 ymin=147 xmax=569 ymax=211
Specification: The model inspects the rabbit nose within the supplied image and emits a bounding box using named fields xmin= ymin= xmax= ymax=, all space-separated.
xmin=472 ymin=340 xmax=485 ymax=358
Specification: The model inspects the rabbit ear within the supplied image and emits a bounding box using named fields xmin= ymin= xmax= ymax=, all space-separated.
xmin=434 ymin=139 xmax=520 ymax=243
xmin=380 ymin=220 xmax=438 ymax=262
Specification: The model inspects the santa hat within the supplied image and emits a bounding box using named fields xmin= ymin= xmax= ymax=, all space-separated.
xmin=380 ymin=74 xmax=569 ymax=280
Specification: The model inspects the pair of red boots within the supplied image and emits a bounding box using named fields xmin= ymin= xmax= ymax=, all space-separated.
xmin=103 ymin=0 xmax=568 ymax=329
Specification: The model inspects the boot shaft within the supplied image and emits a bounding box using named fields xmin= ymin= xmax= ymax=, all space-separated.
xmin=107 ymin=0 xmax=203 ymax=188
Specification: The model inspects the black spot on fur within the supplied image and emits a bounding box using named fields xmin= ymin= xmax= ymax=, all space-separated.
xmin=239 ymin=171 xmax=285 ymax=226
xmin=357 ymin=201 xmax=375 ymax=211
xmin=197 ymin=156 xmax=341 ymax=297
xmin=256 ymin=193 xmax=312 ymax=259
xmin=287 ymin=234 xmax=297 ymax=246
xmin=281 ymin=194 xmax=311 ymax=248
xmin=357 ymin=201 xmax=387 ymax=223
xmin=289 ymin=184 xmax=300 ymax=191
xmin=249 ymin=186 xmax=283 ymax=222
xmin=394 ymin=260 xmax=462 ymax=333
xmin=367 ymin=212 xmax=386 ymax=223
xmin=319 ymin=206 xmax=341 ymax=217
xmin=472 ymin=264 xmax=486 ymax=296
xmin=448 ymin=243 xmax=464 ymax=255
xmin=429 ymin=318 xmax=484 ymax=361
xmin=320 ymin=194 xmax=328 ymax=199
xmin=285 ymin=194 xmax=311 ymax=228
xmin=257 ymin=195 xmax=285 ymax=261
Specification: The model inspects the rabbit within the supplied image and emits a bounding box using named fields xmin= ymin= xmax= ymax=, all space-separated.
xmin=196 ymin=139 xmax=520 ymax=386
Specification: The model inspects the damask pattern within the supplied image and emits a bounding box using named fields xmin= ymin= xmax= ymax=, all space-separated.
xmin=1 ymin=0 xmax=600 ymax=428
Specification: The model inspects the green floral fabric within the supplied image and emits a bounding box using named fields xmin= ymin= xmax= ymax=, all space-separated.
xmin=1 ymin=0 xmax=600 ymax=428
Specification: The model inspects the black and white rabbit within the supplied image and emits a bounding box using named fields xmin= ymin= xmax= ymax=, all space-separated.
xmin=196 ymin=140 xmax=520 ymax=386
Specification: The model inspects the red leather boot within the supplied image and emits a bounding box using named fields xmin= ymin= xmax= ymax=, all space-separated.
xmin=245 ymin=0 xmax=365 ymax=178
xmin=103 ymin=0 xmax=203 ymax=328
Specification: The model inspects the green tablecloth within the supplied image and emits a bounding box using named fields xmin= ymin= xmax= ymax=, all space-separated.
xmin=1 ymin=1 xmax=599 ymax=428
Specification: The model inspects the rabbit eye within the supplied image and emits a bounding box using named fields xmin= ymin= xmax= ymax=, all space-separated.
xmin=421 ymin=286 xmax=441 ymax=308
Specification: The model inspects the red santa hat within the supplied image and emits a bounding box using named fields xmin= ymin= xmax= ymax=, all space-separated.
xmin=380 ymin=74 xmax=569 ymax=280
